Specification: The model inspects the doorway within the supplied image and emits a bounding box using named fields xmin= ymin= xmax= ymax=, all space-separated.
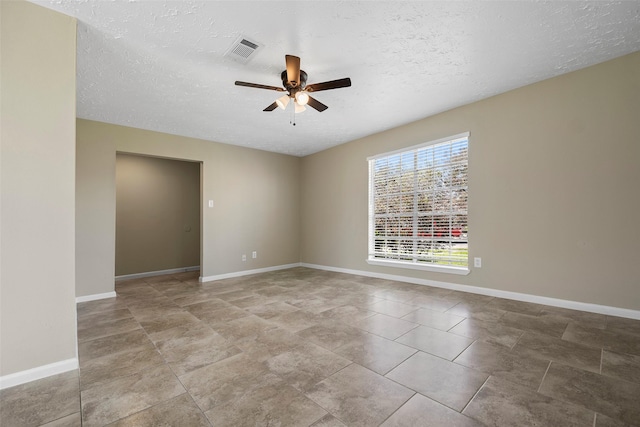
xmin=115 ymin=153 xmax=201 ymax=278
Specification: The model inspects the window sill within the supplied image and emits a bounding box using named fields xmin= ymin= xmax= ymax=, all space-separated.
xmin=366 ymin=258 xmax=470 ymax=276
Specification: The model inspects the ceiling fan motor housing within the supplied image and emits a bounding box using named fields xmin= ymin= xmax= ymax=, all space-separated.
xmin=281 ymin=70 xmax=307 ymax=94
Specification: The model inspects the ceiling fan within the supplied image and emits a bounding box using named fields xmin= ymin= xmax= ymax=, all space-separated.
xmin=235 ymin=55 xmax=351 ymax=114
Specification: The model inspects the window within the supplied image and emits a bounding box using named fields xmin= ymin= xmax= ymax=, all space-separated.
xmin=367 ymin=133 xmax=469 ymax=274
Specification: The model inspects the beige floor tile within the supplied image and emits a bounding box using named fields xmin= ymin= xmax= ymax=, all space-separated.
xmin=463 ymin=375 xmax=594 ymax=427
xmin=317 ymin=304 xmax=376 ymax=323
xmin=254 ymin=285 xmax=294 ymax=297
xmin=601 ymin=350 xmax=640 ymax=385
xmin=538 ymin=305 xmax=607 ymax=330
xmin=538 ymin=362 xmax=640 ymax=425
xmin=180 ymin=354 xmax=275 ymax=411
xmin=448 ymin=317 xmax=523 ymax=348
xmin=0 ymin=371 xmax=80 ymax=427
xmin=228 ymin=293 xmax=276 ymax=308
xmin=409 ymin=294 xmax=459 ymax=312
xmin=80 ymin=347 xmax=165 ymax=390
xmin=76 ymin=297 xmax=128 ymax=317
xmin=77 ymin=308 xmax=133 ymax=327
xmin=512 ymin=331 xmax=602 ymax=373
xmin=334 ymin=332 xmax=416 ymax=375
xmin=445 ymin=301 xmax=507 ymax=323
xmin=138 ymin=311 xmax=201 ymax=334
xmin=606 ymin=316 xmax=640 ymax=337
xmin=207 ymin=314 xmax=280 ymax=342
xmin=381 ymin=393 xmax=483 ymax=427
xmin=395 ymin=325 xmax=474 ymax=360
xmin=126 ymin=301 xmax=185 ymax=319
xmin=310 ymin=414 xmax=347 ymax=426
xmin=39 ymin=412 xmax=82 ymax=427
xmin=564 ymin=323 xmax=640 ymax=356
xmin=215 ymin=289 xmax=257 ymax=301
xmin=296 ymin=320 xmax=369 ymax=351
xmin=77 ymin=317 xmax=141 ymax=342
xmin=306 ymin=363 xmax=414 ymax=427
xmin=245 ymin=300 xmax=300 ymax=319
xmin=265 ymin=342 xmax=351 ymax=392
xmin=401 ymin=307 xmax=465 ymax=331
xmin=196 ymin=305 xmax=251 ymax=325
xmin=158 ymin=332 xmax=241 ymax=376
xmin=499 ymin=311 xmax=569 ymax=338
xmin=81 ymin=364 xmax=185 ymax=427
xmin=486 ymin=297 xmax=544 ymax=316
xmin=454 ymin=340 xmax=550 ymax=390
xmin=367 ymin=299 xmax=419 ymax=318
xmin=595 ymin=412 xmax=635 ymax=427
xmin=287 ymin=296 xmax=345 ymax=314
xmin=352 ymin=313 xmax=418 ymax=340
xmin=170 ymin=290 xmax=221 ymax=307
xmin=386 ymin=351 xmax=488 ymax=411
xmin=268 ymin=310 xmax=325 ymax=333
xmin=108 ymin=393 xmax=210 ymax=427
xmin=204 ymin=380 xmax=326 ymax=427
xmin=78 ymin=329 xmax=155 ymax=364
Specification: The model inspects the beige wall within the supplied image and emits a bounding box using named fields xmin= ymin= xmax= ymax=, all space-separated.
xmin=76 ymin=126 xmax=115 ymax=297
xmin=76 ymin=119 xmax=301 ymax=282
xmin=0 ymin=0 xmax=77 ymax=376
xmin=301 ymin=52 xmax=640 ymax=311
xmin=116 ymin=154 xmax=200 ymax=276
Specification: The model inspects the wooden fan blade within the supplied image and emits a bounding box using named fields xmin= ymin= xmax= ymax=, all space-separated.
xmin=263 ymin=102 xmax=278 ymax=111
xmin=307 ymin=96 xmax=328 ymax=112
xmin=285 ymin=55 xmax=301 ymax=87
xmin=235 ymin=81 xmax=285 ymax=92
xmin=306 ymin=78 xmax=351 ymax=92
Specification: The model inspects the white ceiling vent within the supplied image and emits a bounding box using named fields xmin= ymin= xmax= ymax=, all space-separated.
xmin=225 ymin=36 xmax=263 ymax=64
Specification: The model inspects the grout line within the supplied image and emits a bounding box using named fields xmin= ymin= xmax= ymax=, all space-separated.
xmin=447 ymin=317 xmax=466 ymax=332
xmin=77 ymin=366 xmax=84 ymax=425
xmin=391 ymin=323 xmax=420 ymax=342
xmin=537 ymin=361 xmax=552 ymax=393
xmin=460 ymin=375 xmax=491 ymax=414
xmin=451 ymin=339 xmax=476 ymax=363
xmin=376 ymin=391 xmax=417 ymax=425
xmin=593 ymin=412 xmax=597 ymax=427
xmin=381 ymin=348 xmax=419 ymax=376
xmin=510 ymin=331 xmax=526 ymax=350
xmin=599 ymin=348 xmax=603 ymax=374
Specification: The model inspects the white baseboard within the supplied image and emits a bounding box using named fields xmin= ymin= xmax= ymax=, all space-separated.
xmin=76 ymin=291 xmax=117 ymax=303
xmin=0 ymin=358 xmax=78 ymax=390
xmin=301 ymin=263 xmax=640 ymax=320
xmin=199 ymin=263 xmax=302 ymax=283
xmin=115 ymin=266 xmax=200 ymax=282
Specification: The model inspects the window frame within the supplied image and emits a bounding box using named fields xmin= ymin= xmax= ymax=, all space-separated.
xmin=366 ymin=132 xmax=470 ymax=275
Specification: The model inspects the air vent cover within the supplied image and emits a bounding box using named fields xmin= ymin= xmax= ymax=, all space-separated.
xmin=225 ymin=36 xmax=263 ymax=64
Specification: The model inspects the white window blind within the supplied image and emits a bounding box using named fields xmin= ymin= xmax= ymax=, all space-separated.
xmin=368 ymin=133 xmax=469 ymax=272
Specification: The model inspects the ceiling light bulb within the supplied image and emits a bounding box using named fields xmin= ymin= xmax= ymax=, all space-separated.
xmin=295 ymin=91 xmax=309 ymax=106
xmin=275 ymin=95 xmax=290 ymax=110
xmin=295 ymin=102 xmax=306 ymax=114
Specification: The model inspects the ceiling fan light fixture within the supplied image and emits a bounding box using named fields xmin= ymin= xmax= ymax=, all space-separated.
xmin=276 ymin=94 xmax=290 ymax=110
xmin=295 ymin=91 xmax=309 ymax=106
xmin=295 ymin=102 xmax=306 ymax=113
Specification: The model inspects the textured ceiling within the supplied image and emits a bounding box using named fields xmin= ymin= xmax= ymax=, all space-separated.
xmin=32 ymin=1 xmax=640 ymax=156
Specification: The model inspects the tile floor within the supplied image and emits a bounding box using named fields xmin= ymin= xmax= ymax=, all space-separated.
xmin=2 ymin=267 xmax=640 ymax=426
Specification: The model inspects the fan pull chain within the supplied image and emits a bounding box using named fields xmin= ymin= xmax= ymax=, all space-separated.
xmin=290 ymin=100 xmax=296 ymax=126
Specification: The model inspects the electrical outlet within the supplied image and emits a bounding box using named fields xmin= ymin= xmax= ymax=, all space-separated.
xmin=252 ymin=251 xmax=257 ymax=259
xmin=474 ymin=257 xmax=482 ymax=268
xmin=242 ymin=254 xmax=247 ymax=262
